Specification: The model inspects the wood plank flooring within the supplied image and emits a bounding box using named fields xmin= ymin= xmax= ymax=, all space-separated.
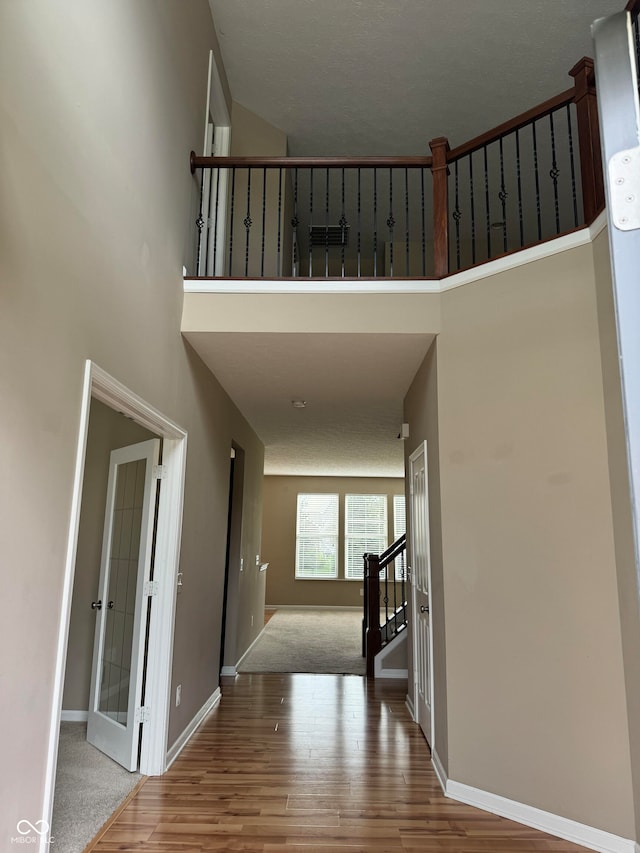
xmin=90 ymin=673 xmax=586 ymax=852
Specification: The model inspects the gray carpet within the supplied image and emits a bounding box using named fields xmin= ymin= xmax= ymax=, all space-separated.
xmin=238 ymin=608 xmax=366 ymax=675
xmin=52 ymin=722 xmax=142 ymax=853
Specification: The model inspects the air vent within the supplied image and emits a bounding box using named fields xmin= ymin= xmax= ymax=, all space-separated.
xmin=309 ymin=225 xmax=350 ymax=247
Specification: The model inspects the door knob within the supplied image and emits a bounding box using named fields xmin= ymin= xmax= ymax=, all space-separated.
xmin=91 ymin=600 xmax=102 ymax=610
xmin=420 ymin=604 xmax=429 ymax=613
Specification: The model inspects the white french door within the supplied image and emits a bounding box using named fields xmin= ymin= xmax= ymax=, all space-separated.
xmin=86 ymin=439 xmax=160 ymax=771
xmin=410 ymin=441 xmax=434 ymax=746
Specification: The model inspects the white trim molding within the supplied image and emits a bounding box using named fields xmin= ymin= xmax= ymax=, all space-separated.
xmin=431 ymin=749 xmax=447 ymax=794
xmin=165 ymin=688 xmax=221 ymax=770
xmin=60 ymin=710 xmax=89 ymax=723
xmin=405 ymin=694 xmax=415 ymax=721
xmin=435 ymin=762 xmax=636 ymax=853
xmin=220 ymin=666 xmax=237 ymax=677
xmin=184 ymin=215 xmax=609 ymax=296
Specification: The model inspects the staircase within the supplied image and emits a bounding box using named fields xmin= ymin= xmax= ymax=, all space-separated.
xmin=362 ymin=533 xmax=408 ymax=678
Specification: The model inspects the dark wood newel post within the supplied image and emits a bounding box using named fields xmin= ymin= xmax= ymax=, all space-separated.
xmin=365 ymin=554 xmax=381 ymax=678
xmin=569 ymin=57 xmax=605 ymax=223
xmin=429 ymin=137 xmax=451 ymax=278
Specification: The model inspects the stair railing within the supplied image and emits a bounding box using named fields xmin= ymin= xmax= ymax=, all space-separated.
xmin=363 ymin=533 xmax=407 ymax=678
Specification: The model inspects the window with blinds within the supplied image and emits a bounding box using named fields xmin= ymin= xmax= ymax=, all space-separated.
xmin=295 ymin=493 xmax=339 ymax=579
xmin=393 ymin=494 xmax=407 ymax=581
xmin=345 ymin=494 xmax=388 ymax=580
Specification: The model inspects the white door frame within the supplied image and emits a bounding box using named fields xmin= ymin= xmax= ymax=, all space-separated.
xmin=42 ymin=360 xmax=188 ymax=851
xmin=202 ymin=49 xmax=231 ymax=277
xmin=409 ymin=440 xmax=435 ymax=750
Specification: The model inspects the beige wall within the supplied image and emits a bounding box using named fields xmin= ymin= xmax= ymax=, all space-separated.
xmin=263 ymin=475 xmax=404 ymax=607
xmin=0 ymin=0 xmax=265 ymax=834
xmin=62 ymin=400 xmax=158 ymax=711
xmin=592 ymin=228 xmax=640 ymax=839
xmin=404 ymin=239 xmax=635 ymax=837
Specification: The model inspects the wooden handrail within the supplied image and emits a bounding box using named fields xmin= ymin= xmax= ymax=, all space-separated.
xmin=378 ymin=532 xmax=407 ymax=567
xmin=447 ymin=87 xmax=576 ymax=162
xmin=626 ymin=0 xmax=640 ymax=13
xmin=190 ymin=152 xmax=432 ymax=174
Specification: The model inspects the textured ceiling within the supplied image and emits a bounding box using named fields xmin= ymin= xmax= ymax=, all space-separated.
xmin=209 ymin=0 xmax=622 ymax=156
xmin=185 ymin=332 xmax=434 ymax=476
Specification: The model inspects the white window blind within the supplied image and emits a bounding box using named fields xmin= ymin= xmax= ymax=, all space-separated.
xmin=295 ymin=494 xmax=339 ymax=579
xmin=393 ymin=495 xmax=406 ymax=539
xmin=393 ymin=494 xmax=407 ymax=581
xmin=345 ymin=494 xmax=387 ymax=580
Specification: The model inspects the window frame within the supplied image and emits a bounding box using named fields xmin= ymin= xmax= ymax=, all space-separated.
xmin=294 ymin=493 xmax=340 ymax=580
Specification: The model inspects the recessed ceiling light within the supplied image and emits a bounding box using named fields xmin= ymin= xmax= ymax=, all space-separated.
xmin=291 ymin=400 xmax=306 ymax=408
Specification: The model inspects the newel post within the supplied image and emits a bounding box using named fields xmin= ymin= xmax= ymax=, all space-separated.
xmin=430 ymin=136 xmax=450 ymax=278
xmin=569 ymin=57 xmax=605 ymax=223
xmin=365 ymin=554 xmax=381 ymax=678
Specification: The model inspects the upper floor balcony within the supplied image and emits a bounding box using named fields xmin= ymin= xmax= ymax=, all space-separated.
xmin=186 ymin=57 xmax=612 ymax=293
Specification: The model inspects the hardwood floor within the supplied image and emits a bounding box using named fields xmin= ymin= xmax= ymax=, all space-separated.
xmin=90 ymin=673 xmax=586 ymax=852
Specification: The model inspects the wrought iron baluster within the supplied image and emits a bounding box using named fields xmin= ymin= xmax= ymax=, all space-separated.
xmin=498 ymin=137 xmax=508 ymax=253
xmin=405 ymin=167 xmax=410 ymax=277
xmin=421 ymin=167 xmax=426 ymax=276
xmin=484 ymin=145 xmax=491 ymax=258
xmin=309 ymin=168 xmax=314 ymax=278
xmin=373 ymin=169 xmax=378 ymax=277
xmin=277 ymin=167 xmax=282 ymax=277
xmin=340 ymin=167 xmax=346 ymax=278
xmin=469 ymin=153 xmax=476 ymax=265
xmin=228 ymin=167 xmax=236 ymax=276
xmin=212 ymin=166 xmax=221 ymax=276
xmin=292 ymin=168 xmax=299 ymax=277
xmin=549 ymin=111 xmax=560 ymax=233
xmin=244 ymin=168 xmax=252 ymax=277
xmin=388 ymin=169 xmax=395 ymax=277
xmin=566 ymin=105 xmax=579 ymax=228
xmin=453 ymin=159 xmax=462 ymax=270
xmin=515 ymin=128 xmax=524 ymax=247
xmin=325 ymin=167 xmax=329 ymax=278
xmin=195 ymin=168 xmax=205 ymax=276
xmin=357 ymin=167 xmax=362 ymax=278
xmin=384 ymin=562 xmax=389 ymax=632
xmin=260 ymin=167 xmax=267 ymax=278
xmin=532 ymin=120 xmax=542 ymax=240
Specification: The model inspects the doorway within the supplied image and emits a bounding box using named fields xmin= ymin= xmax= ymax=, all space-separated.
xmin=409 ymin=441 xmax=434 ymax=747
xmin=44 ymin=361 xmax=188 ymax=842
xmin=220 ymin=444 xmax=245 ymax=676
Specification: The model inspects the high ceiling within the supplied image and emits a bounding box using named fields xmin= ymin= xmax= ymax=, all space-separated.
xmin=199 ymin=0 xmax=621 ymax=478
xmin=208 ymin=0 xmax=622 ymax=156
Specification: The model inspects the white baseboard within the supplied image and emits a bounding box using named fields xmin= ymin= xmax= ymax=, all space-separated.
xmin=60 ymin=710 xmax=88 ymax=722
xmin=234 ymin=625 xmax=271 ymax=670
xmin=220 ymin=665 xmax=237 ymax=677
xmin=431 ymin=749 xmax=447 ymax=794
xmin=375 ymin=667 xmax=408 ymax=679
xmin=405 ymin=694 xmax=415 ymax=721
xmin=165 ymin=688 xmax=221 ymax=770
xmin=439 ymin=770 xmax=636 ymax=853
xmin=268 ymin=604 xmax=362 ymax=611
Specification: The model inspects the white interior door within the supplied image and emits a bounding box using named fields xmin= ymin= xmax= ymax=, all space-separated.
xmin=87 ymin=438 xmax=160 ymax=771
xmin=410 ymin=441 xmax=434 ymax=746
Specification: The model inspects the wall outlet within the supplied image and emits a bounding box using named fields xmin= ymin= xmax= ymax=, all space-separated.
xmin=251 ymin=614 xmax=254 ymax=627
xmin=240 ymin=557 xmax=244 ymax=572
xmin=176 ymin=684 xmax=181 ymax=706
xmin=256 ymin=554 xmax=260 ymax=565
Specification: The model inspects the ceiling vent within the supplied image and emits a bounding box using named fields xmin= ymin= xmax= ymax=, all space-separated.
xmin=309 ymin=225 xmax=350 ymax=247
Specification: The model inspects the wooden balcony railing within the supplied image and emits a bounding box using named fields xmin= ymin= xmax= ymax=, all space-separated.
xmin=189 ymin=56 xmax=605 ymax=281
xmin=362 ymin=534 xmax=407 ymax=679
